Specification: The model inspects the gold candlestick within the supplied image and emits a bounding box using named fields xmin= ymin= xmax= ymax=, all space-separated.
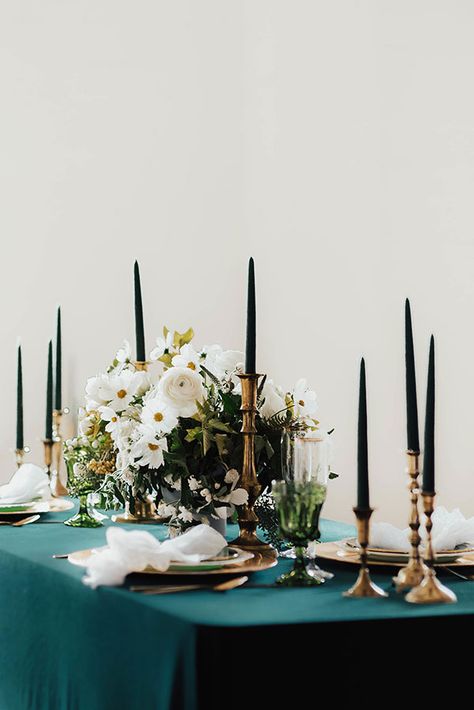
xmin=343 ymin=507 xmax=388 ymax=598
xmin=405 ymin=493 xmax=457 ymax=604
xmin=14 ymin=447 xmax=29 ymax=468
xmin=50 ymin=409 xmax=68 ymax=497
xmin=43 ymin=439 xmax=53 ymax=478
xmin=230 ymin=373 xmax=271 ymax=550
xmin=393 ymin=451 xmax=426 ymax=590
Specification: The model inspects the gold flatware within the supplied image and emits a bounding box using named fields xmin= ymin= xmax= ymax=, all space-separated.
xmin=0 ymin=514 xmax=41 ymax=526
xmin=132 ymin=575 xmax=250 ymax=595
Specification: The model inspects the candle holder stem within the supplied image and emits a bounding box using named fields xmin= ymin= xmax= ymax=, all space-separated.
xmin=405 ymin=493 xmax=457 ymax=604
xmin=51 ymin=410 xmax=68 ymax=497
xmin=393 ymin=451 xmax=427 ymax=590
xmin=43 ymin=439 xmax=53 ymax=479
xmin=14 ymin=448 xmax=26 ymax=468
xmin=230 ymin=373 xmax=272 ymax=551
xmin=343 ymin=507 xmax=388 ymax=598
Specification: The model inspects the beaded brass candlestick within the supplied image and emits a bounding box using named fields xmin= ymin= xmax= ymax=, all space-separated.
xmin=393 ymin=451 xmax=426 ymax=591
xmin=343 ymin=507 xmax=388 ymax=598
xmin=43 ymin=439 xmax=53 ymax=479
xmin=230 ymin=373 xmax=272 ymax=550
xmin=113 ymin=361 xmax=164 ymax=524
xmin=405 ymin=493 xmax=457 ymax=604
xmin=50 ymin=409 xmax=69 ymax=497
xmin=14 ymin=446 xmax=29 ymax=468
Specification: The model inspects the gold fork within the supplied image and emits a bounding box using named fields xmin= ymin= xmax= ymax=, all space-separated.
xmin=0 ymin=514 xmax=41 ymax=527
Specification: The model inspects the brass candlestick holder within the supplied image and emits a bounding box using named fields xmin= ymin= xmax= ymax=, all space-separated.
xmin=343 ymin=507 xmax=388 ymax=598
xmin=393 ymin=451 xmax=426 ymax=591
xmin=51 ymin=409 xmax=69 ymax=497
xmin=14 ymin=447 xmax=29 ymax=468
xmin=405 ymin=493 xmax=457 ymax=604
xmin=113 ymin=360 xmax=164 ymax=524
xmin=230 ymin=373 xmax=271 ymax=550
xmin=43 ymin=439 xmax=54 ymax=478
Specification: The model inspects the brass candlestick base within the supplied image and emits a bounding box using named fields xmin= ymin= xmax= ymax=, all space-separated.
xmin=51 ymin=410 xmax=68 ymax=497
xmin=112 ymin=500 xmax=164 ymax=524
xmin=230 ymin=373 xmax=272 ymax=551
xmin=134 ymin=361 xmax=148 ymax=371
xmin=406 ymin=493 xmax=457 ymax=604
xmin=43 ymin=439 xmax=53 ymax=478
xmin=14 ymin=447 xmax=28 ymax=468
xmin=393 ymin=451 xmax=427 ymax=591
xmin=343 ymin=507 xmax=388 ymax=598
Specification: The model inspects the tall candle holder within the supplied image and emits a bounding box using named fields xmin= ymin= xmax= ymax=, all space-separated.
xmin=393 ymin=451 xmax=426 ymax=591
xmin=113 ymin=360 xmax=164 ymax=524
xmin=43 ymin=439 xmax=53 ymax=479
xmin=405 ymin=493 xmax=457 ymax=604
xmin=230 ymin=373 xmax=272 ymax=550
xmin=50 ymin=409 xmax=69 ymax=497
xmin=14 ymin=447 xmax=29 ymax=468
xmin=343 ymin=507 xmax=388 ymax=598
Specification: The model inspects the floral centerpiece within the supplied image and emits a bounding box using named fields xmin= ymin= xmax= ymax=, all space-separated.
xmin=65 ymin=328 xmax=320 ymax=533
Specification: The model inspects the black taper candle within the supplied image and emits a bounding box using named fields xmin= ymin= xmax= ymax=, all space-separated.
xmin=422 ymin=336 xmax=435 ymax=494
xmin=55 ymin=306 xmax=62 ymax=411
xmin=45 ymin=341 xmax=53 ymax=441
xmin=134 ymin=260 xmax=146 ymax=362
xmin=357 ymin=358 xmax=370 ymax=509
xmin=245 ymin=257 xmax=256 ymax=374
xmin=16 ymin=343 xmax=24 ymax=451
xmin=405 ymin=299 xmax=420 ymax=452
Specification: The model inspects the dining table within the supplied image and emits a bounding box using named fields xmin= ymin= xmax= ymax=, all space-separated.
xmin=1 ymin=504 xmax=473 ymax=710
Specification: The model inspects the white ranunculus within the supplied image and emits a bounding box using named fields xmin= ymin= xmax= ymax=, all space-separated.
xmin=157 ymin=366 xmax=205 ymax=418
xmin=85 ymin=374 xmax=111 ymax=409
xmin=259 ymin=379 xmax=287 ymax=419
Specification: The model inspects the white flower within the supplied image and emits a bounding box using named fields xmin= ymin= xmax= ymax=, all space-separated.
xmin=78 ymin=409 xmax=96 ymax=437
xmin=171 ymin=343 xmax=201 ymax=372
xmin=157 ymin=501 xmax=177 ymax=518
xmin=98 ymin=406 xmax=121 ymax=436
xmin=202 ymin=345 xmax=243 ymax=380
xmin=141 ymin=398 xmax=178 ymax=434
xmin=150 ymin=332 xmax=174 ymax=361
xmin=98 ymin=370 xmax=140 ymax=412
xmin=85 ymin=374 xmax=111 ymax=409
xmin=157 ymin=366 xmax=205 ymax=418
xmin=215 ymin=487 xmax=249 ymax=517
xmin=131 ymin=427 xmax=168 ymax=470
xmin=164 ymin=474 xmax=181 ymax=491
xmin=115 ymin=340 xmax=131 ymax=364
xmin=200 ymin=488 xmax=212 ymax=504
xmin=292 ymin=378 xmax=318 ymax=419
xmin=178 ymin=506 xmax=193 ymax=523
xmin=224 ymin=469 xmax=240 ymax=485
xmin=188 ymin=476 xmax=201 ymax=491
xmin=259 ymin=379 xmax=287 ymax=419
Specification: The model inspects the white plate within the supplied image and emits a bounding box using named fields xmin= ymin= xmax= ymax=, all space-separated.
xmin=340 ymin=538 xmax=474 ymax=564
xmin=68 ymin=545 xmax=254 ymax=572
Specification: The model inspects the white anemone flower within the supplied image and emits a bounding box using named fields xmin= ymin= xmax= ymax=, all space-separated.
xmin=171 ymin=343 xmax=201 ymax=372
xmin=141 ymin=398 xmax=179 ymax=435
xmin=259 ymin=379 xmax=287 ymax=419
xmin=292 ymin=378 xmax=318 ymax=419
xmin=98 ymin=370 xmax=140 ymax=412
xmin=150 ymin=332 xmax=174 ymax=362
xmin=131 ymin=427 xmax=168 ymax=469
xmin=98 ymin=406 xmax=121 ymax=436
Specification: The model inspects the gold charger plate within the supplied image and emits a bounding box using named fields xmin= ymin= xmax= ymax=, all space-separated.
xmin=68 ymin=546 xmax=278 ymax=575
xmin=317 ymin=541 xmax=474 ymax=568
xmin=0 ymin=498 xmax=74 ymax=516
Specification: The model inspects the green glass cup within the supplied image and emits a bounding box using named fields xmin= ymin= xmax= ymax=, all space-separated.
xmin=273 ymin=479 xmax=327 ymax=586
xmin=64 ymin=460 xmax=104 ymax=528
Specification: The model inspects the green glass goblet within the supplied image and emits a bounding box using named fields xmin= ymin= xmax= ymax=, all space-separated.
xmin=64 ymin=460 xmax=104 ymax=528
xmin=273 ymin=479 xmax=327 ymax=586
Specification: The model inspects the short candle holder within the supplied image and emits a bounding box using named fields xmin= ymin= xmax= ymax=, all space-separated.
xmin=393 ymin=451 xmax=426 ymax=591
xmin=343 ymin=507 xmax=388 ymax=598
xmin=230 ymin=373 xmax=273 ymax=551
xmin=51 ymin=409 xmax=69 ymax=497
xmin=405 ymin=493 xmax=457 ymax=604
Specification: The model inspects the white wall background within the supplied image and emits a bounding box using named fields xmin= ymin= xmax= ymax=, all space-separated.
xmin=1 ymin=0 xmax=474 ymax=525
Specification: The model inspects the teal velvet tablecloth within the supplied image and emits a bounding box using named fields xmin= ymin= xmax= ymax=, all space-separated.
xmin=1 ymin=507 xmax=474 ymax=710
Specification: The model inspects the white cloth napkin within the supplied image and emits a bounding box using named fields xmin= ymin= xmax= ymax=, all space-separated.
xmin=370 ymin=506 xmax=474 ymax=552
xmin=83 ymin=524 xmax=228 ymax=588
xmin=0 ymin=464 xmax=51 ymax=505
